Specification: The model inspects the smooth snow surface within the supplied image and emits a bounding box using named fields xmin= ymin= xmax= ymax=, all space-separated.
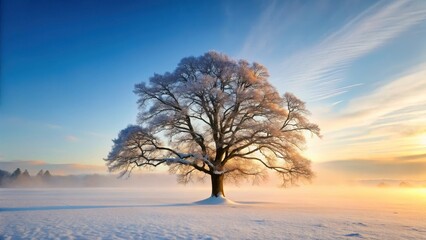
xmin=1 ymin=187 xmax=425 ymax=239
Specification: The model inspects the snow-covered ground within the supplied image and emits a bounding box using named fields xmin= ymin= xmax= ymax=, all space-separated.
xmin=1 ymin=186 xmax=425 ymax=239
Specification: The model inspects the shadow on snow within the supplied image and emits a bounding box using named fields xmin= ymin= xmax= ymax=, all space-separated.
xmin=0 ymin=201 xmax=272 ymax=212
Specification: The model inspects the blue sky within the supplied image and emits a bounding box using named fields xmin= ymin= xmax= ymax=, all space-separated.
xmin=1 ymin=0 xmax=426 ymax=179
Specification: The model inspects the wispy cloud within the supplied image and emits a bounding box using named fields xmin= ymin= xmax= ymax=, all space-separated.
xmin=1 ymin=116 xmax=64 ymax=131
xmin=397 ymin=153 xmax=426 ymax=161
xmin=308 ymin=64 xmax=426 ymax=161
xmin=279 ymin=0 xmax=426 ymax=102
xmin=330 ymin=65 xmax=426 ymax=130
xmin=316 ymin=158 xmax=426 ymax=180
xmin=239 ymin=0 xmax=288 ymax=59
xmin=331 ymin=100 xmax=344 ymax=106
xmin=65 ymin=135 xmax=79 ymax=142
xmin=85 ymin=131 xmax=108 ymax=138
xmin=239 ymin=0 xmax=329 ymax=60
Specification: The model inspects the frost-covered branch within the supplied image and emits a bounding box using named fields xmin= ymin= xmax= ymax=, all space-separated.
xmin=105 ymin=125 xmax=211 ymax=177
xmin=106 ymin=52 xmax=320 ymax=189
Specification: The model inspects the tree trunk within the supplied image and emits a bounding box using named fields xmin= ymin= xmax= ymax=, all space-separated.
xmin=211 ymin=174 xmax=225 ymax=197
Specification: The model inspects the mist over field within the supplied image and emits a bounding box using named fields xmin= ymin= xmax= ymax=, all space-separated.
xmin=2 ymin=160 xmax=425 ymax=188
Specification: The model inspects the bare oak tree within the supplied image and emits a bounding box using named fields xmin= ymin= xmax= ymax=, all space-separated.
xmin=105 ymin=52 xmax=320 ymax=197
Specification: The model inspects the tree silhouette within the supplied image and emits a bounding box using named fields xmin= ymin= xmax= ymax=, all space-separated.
xmin=22 ymin=169 xmax=31 ymax=178
xmin=36 ymin=169 xmax=44 ymax=177
xmin=43 ymin=170 xmax=52 ymax=178
xmin=106 ymin=52 xmax=320 ymax=197
xmin=10 ymin=168 xmax=22 ymax=180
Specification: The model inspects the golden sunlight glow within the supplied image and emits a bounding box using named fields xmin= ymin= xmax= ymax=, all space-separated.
xmin=405 ymin=188 xmax=426 ymax=203
xmin=420 ymin=134 xmax=426 ymax=146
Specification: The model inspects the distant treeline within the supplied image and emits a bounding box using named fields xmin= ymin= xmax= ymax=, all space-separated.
xmin=0 ymin=168 xmax=122 ymax=188
xmin=0 ymin=167 xmax=184 ymax=188
xmin=0 ymin=168 xmax=54 ymax=187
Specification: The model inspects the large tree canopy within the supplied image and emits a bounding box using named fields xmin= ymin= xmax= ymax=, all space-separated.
xmin=105 ymin=52 xmax=320 ymax=197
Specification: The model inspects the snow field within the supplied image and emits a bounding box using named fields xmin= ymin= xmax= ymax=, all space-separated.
xmin=0 ymin=187 xmax=425 ymax=239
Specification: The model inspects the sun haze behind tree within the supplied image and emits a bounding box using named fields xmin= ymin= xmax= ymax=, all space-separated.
xmin=105 ymin=52 xmax=320 ymax=198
